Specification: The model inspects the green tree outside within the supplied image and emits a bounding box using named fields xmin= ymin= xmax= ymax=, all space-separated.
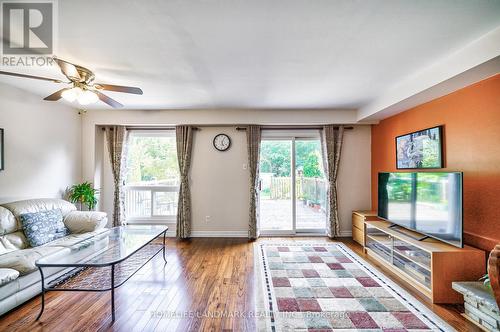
xmin=259 ymin=140 xmax=324 ymax=177
xmin=126 ymin=136 xmax=179 ymax=185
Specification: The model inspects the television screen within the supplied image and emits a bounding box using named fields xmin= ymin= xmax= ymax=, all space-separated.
xmin=378 ymin=172 xmax=463 ymax=247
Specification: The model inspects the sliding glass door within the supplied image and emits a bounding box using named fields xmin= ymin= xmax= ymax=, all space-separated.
xmin=259 ymin=140 xmax=293 ymax=232
xmin=295 ymin=139 xmax=328 ymax=232
xmin=259 ymin=132 xmax=327 ymax=235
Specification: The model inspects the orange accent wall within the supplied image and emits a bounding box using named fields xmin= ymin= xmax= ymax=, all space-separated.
xmin=371 ymin=74 xmax=500 ymax=252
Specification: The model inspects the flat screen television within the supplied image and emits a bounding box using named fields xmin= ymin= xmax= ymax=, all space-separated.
xmin=378 ymin=172 xmax=463 ymax=248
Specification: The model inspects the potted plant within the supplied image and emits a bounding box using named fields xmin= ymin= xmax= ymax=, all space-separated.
xmin=479 ymin=274 xmax=491 ymax=290
xmin=311 ymin=200 xmax=321 ymax=211
xmin=68 ymin=182 xmax=99 ymax=211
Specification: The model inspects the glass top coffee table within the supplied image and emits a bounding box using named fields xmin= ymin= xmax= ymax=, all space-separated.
xmin=35 ymin=225 xmax=168 ymax=321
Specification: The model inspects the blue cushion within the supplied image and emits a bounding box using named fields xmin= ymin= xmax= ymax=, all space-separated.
xmin=20 ymin=209 xmax=69 ymax=247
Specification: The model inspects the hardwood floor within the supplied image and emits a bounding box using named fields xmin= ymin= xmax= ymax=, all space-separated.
xmin=0 ymin=237 xmax=480 ymax=332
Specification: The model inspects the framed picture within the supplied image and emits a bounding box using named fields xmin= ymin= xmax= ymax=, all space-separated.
xmin=396 ymin=125 xmax=443 ymax=169
xmin=0 ymin=128 xmax=3 ymax=170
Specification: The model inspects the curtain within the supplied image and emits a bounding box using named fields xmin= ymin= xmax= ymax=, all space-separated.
xmin=105 ymin=126 xmax=129 ymax=227
xmin=247 ymin=125 xmax=261 ymax=239
xmin=176 ymin=126 xmax=194 ymax=239
xmin=321 ymin=125 xmax=345 ymax=238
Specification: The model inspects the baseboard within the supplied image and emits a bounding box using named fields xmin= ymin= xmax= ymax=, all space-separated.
xmin=338 ymin=230 xmax=353 ymax=237
xmin=170 ymin=230 xmax=350 ymax=238
xmin=150 ymin=224 xmax=351 ymax=239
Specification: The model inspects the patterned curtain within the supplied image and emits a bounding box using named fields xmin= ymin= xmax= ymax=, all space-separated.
xmin=105 ymin=126 xmax=129 ymax=227
xmin=247 ymin=125 xmax=261 ymax=239
xmin=321 ymin=125 xmax=345 ymax=238
xmin=175 ymin=126 xmax=194 ymax=239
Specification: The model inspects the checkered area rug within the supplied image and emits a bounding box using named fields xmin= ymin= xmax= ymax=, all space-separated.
xmin=256 ymin=242 xmax=454 ymax=332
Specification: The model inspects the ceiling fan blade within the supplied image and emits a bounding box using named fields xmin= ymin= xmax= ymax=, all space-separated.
xmin=94 ymin=83 xmax=143 ymax=95
xmin=0 ymin=70 xmax=63 ymax=83
xmin=95 ymin=91 xmax=123 ymax=108
xmin=43 ymin=88 xmax=71 ymax=101
xmin=54 ymin=57 xmax=81 ymax=81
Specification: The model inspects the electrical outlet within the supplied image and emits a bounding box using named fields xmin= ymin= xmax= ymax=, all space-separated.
xmin=205 ymin=215 xmax=211 ymax=223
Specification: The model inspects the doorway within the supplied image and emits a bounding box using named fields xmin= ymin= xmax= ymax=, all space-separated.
xmin=259 ymin=131 xmax=327 ymax=235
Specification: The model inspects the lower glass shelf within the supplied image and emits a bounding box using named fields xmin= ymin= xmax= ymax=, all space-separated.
xmin=393 ymin=251 xmax=431 ymax=288
xmin=366 ymin=240 xmax=391 ymax=263
xmin=365 ymin=226 xmax=432 ymax=291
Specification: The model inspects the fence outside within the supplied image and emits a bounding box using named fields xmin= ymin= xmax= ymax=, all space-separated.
xmin=267 ymin=176 xmax=327 ymax=204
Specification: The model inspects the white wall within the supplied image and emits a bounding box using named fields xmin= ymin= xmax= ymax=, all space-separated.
xmin=83 ymin=109 xmax=371 ymax=236
xmin=336 ymin=125 xmax=371 ymax=236
xmin=0 ymin=83 xmax=82 ymax=203
xmin=190 ymin=127 xmax=249 ymax=236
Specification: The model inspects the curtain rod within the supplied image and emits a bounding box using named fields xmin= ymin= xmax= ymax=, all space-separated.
xmin=101 ymin=126 xmax=201 ymax=131
xmin=235 ymin=125 xmax=354 ymax=131
xmin=101 ymin=125 xmax=354 ymax=131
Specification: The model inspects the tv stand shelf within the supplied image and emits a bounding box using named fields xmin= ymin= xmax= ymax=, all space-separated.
xmin=363 ymin=219 xmax=485 ymax=304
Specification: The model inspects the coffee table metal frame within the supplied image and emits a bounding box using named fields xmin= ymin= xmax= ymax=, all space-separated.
xmin=35 ymin=227 xmax=167 ymax=321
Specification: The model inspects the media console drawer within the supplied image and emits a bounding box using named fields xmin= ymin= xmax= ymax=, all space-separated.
xmin=351 ymin=211 xmax=378 ymax=246
xmin=352 ymin=226 xmax=365 ymax=246
xmin=352 ymin=213 xmax=365 ymax=230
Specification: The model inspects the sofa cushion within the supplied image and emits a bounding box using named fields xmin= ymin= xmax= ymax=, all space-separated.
xmin=64 ymin=211 xmax=108 ymax=233
xmin=0 ymin=268 xmax=19 ymax=286
xmin=0 ymin=207 xmax=17 ymax=235
xmin=42 ymin=228 xmax=109 ymax=249
xmin=0 ymin=236 xmax=18 ymax=255
xmin=0 ymin=246 xmax=68 ymax=275
xmin=2 ymin=199 xmax=77 ymax=229
xmin=20 ymin=209 xmax=69 ymax=247
xmin=2 ymin=231 xmax=29 ymax=250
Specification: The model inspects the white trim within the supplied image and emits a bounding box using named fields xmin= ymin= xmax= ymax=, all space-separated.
xmin=190 ymin=231 xmax=248 ymax=238
xmin=126 ymin=218 xmax=176 ymax=223
xmin=261 ymin=129 xmax=321 ymax=139
xmin=338 ymin=230 xmax=353 ymax=237
xmin=262 ymin=233 xmax=327 ymax=237
xmin=128 ymin=129 xmax=175 ymax=137
xmin=260 ymin=230 xmax=296 ymax=236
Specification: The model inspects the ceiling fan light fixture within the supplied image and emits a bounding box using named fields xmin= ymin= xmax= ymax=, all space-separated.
xmin=61 ymin=86 xmax=82 ymax=102
xmin=1 ymin=57 xmax=142 ymax=108
xmin=77 ymin=89 xmax=99 ymax=105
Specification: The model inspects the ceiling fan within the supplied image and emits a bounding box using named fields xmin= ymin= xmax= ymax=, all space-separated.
xmin=0 ymin=57 xmax=143 ymax=108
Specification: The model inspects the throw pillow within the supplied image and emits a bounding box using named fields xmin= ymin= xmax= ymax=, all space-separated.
xmin=20 ymin=209 xmax=69 ymax=247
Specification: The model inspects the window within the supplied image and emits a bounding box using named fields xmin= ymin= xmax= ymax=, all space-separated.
xmin=125 ymin=131 xmax=179 ymax=222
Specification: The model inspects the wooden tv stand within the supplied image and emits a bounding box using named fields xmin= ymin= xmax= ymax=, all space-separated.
xmin=360 ymin=218 xmax=485 ymax=304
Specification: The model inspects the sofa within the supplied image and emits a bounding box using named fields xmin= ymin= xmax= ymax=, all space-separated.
xmin=0 ymin=198 xmax=109 ymax=316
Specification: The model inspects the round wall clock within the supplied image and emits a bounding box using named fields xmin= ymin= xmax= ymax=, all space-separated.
xmin=213 ymin=134 xmax=231 ymax=151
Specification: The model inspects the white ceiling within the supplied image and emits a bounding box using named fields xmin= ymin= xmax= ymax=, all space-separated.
xmin=1 ymin=0 xmax=500 ymax=113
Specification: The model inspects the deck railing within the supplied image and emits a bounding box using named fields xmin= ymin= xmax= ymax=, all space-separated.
xmin=266 ymin=176 xmax=328 ymax=204
xmin=125 ymin=185 xmax=179 ymax=220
